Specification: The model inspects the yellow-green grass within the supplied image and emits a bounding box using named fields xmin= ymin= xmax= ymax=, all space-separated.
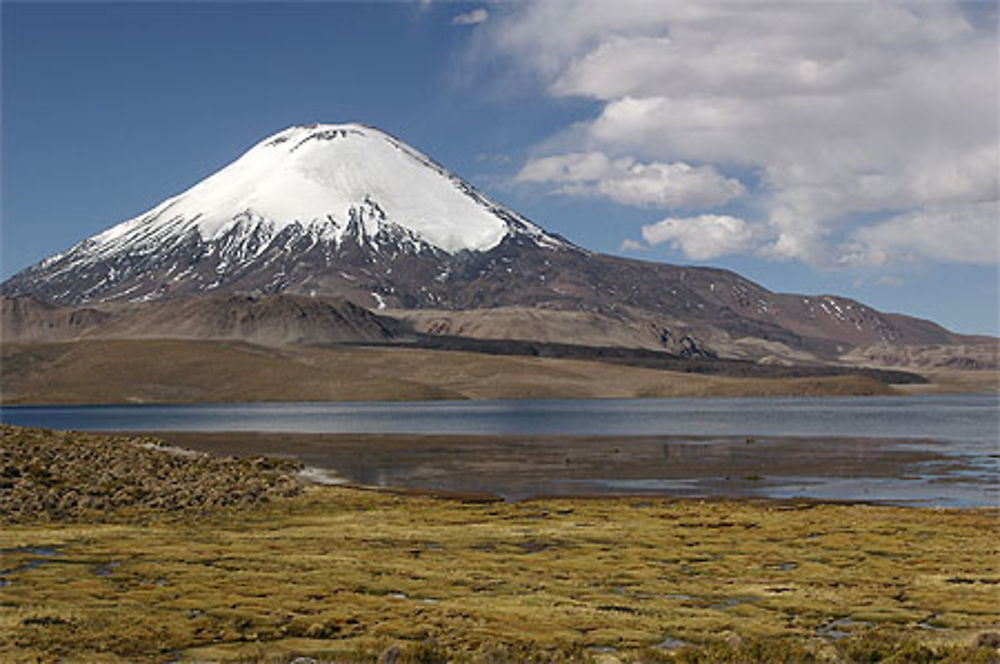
xmin=3 ymin=486 xmax=998 ymax=663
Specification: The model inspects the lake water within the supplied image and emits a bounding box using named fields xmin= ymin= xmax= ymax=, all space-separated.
xmin=4 ymin=395 xmax=998 ymax=507
xmin=3 ymin=394 xmax=998 ymax=441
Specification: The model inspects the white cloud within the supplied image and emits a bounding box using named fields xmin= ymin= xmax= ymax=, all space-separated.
xmin=516 ymin=151 xmax=745 ymax=208
xmin=620 ymin=238 xmax=645 ymax=252
xmin=842 ymin=202 xmax=1000 ymax=266
xmin=452 ymin=8 xmax=488 ymax=26
xmin=477 ymin=1 xmax=999 ymax=266
xmin=641 ymin=214 xmax=758 ymax=260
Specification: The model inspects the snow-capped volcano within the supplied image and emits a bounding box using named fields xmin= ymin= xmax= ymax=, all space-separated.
xmin=2 ymin=124 xmax=973 ymax=358
xmin=4 ymin=124 xmax=563 ymax=305
xmin=90 ymin=124 xmax=532 ymax=256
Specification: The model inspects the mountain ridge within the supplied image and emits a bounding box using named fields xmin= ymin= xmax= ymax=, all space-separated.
xmin=2 ymin=123 xmax=989 ymax=362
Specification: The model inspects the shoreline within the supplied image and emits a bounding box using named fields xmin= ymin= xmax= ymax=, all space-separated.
xmin=122 ymin=429 xmax=998 ymax=508
xmin=2 ymin=369 xmax=996 ymax=408
xmin=2 ymin=377 xmax=997 ymax=407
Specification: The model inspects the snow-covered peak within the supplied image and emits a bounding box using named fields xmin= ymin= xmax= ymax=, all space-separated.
xmin=88 ymin=123 xmax=542 ymax=256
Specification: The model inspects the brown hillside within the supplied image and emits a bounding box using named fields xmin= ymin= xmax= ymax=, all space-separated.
xmin=1 ymin=294 xmax=403 ymax=346
xmin=0 ymin=338 xmax=899 ymax=405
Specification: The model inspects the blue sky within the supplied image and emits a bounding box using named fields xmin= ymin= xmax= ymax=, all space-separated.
xmin=3 ymin=1 xmax=998 ymax=335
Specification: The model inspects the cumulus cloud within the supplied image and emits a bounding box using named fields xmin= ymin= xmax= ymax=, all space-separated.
xmin=476 ymin=1 xmax=999 ymax=266
xmin=641 ymin=215 xmax=758 ymax=260
xmin=516 ymin=152 xmax=745 ymax=208
xmin=620 ymin=238 xmax=645 ymax=252
xmin=842 ymin=202 xmax=999 ymax=266
xmin=452 ymin=8 xmax=488 ymax=26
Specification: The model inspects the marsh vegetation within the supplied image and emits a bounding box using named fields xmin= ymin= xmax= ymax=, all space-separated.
xmin=2 ymin=426 xmax=998 ymax=663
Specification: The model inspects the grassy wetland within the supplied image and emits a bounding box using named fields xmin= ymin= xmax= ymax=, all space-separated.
xmin=2 ymin=425 xmax=999 ymax=663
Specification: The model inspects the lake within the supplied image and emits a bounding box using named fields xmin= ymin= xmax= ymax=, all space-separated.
xmin=4 ymin=395 xmax=998 ymax=507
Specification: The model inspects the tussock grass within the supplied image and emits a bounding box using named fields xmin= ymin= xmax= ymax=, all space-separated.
xmin=0 ymin=425 xmax=302 ymax=520
xmin=2 ymin=428 xmax=998 ymax=662
xmin=3 ymin=484 xmax=998 ymax=662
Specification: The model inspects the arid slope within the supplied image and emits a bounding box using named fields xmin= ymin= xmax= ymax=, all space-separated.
xmin=1 ymin=294 xmax=403 ymax=346
xmin=0 ymin=338 xmax=900 ymax=405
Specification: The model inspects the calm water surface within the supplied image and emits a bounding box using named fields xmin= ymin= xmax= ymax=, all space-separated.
xmin=4 ymin=395 xmax=998 ymax=506
xmin=3 ymin=394 xmax=998 ymax=442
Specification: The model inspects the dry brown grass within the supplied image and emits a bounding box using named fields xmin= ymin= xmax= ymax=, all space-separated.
xmin=896 ymin=369 xmax=1000 ymax=395
xmin=0 ymin=425 xmax=302 ymax=520
xmin=1 ymin=339 xmax=900 ymax=405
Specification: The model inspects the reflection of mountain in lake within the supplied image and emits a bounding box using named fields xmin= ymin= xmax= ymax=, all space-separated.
xmin=7 ymin=396 xmax=994 ymax=507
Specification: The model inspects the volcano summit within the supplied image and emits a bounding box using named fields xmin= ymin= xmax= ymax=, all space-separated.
xmin=3 ymin=124 xmax=564 ymax=307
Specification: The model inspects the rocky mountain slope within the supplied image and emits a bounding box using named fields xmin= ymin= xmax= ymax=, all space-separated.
xmin=1 ymin=294 xmax=403 ymax=346
xmin=841 ymin=342 xmax=1000 ymax=370
xmin=2 ymin=123 xmax=988 ymax=362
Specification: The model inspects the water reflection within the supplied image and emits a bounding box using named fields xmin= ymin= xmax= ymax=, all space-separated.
xmin=3 ymin=395 xmax=997 ymax=506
